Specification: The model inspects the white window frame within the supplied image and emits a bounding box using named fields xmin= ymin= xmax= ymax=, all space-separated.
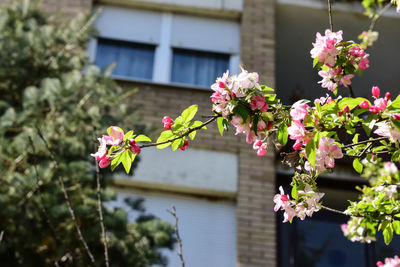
xmin=89 ymin=6 xmax=240 ymax=88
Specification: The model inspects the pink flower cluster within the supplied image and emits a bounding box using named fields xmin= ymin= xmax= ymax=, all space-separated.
xmin=305 ymin=136 xmax=343 ymax=173
xmin=361 ymin=86 xmax=391 ymax=114
xmin=273 ymin=185 xmax=324 ymax=223
xmin=211 ymin=68 xmax=261 ymax=119
xmin=211 ymin=68 xmax=272 ymax=156
xmin=91 ymin=126 xmax=142 ymax=169
xmin=311 ymin=29 xmax=370 ymax=92
xmin=162 ymin=116 xmax=173 ymax=130
xmin=377 ymin=255 xmax=400 ymax=267
xmin=288 ymin=101 xmax=310 ymax=151
xmin=341 ymin=217 xmax=374 ymax=243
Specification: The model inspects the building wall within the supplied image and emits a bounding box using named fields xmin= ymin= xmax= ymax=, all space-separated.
xmin=3 ymin=0 xmax=278 ymax=266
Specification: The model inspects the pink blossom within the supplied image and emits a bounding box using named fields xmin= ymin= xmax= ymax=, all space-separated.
xmin=99 ymin=156 xmax=110 ymax=168
xmin=290 ymin=101 xmax=309 ymax=121
xmin=250 ymin=95 xmax=269 ymax=112
xmin=349 ymin=46 xmax=365 ymax=57
xmin=384 ymin=162 xmax=398 ymax=174
xmin=256 ymin=143 xmax=267 ymax=156
xmin=374 ymin=98 xmax=387 ymax=112
xmin=358 ymin=56 xmax=370 ymax=70
xmin=234 ymin=67 xmax=261 ymax=91
xmin=317 ymin=136 xmax=343 ymax=170
xmin=374 ymin=121 xmax=400 ymax=142
xmin=318 ymin=70 xmax=338 ymax=92
xmin=287 ymin=120 xmax=307 ymax=141
xmin=359 ymin=100 xmax=370 ymax=109
xmin=283 ymin=206 xmax=297 ymax=223
xmin=292 ymin=139 xmax=303 ymax=151
xmin=311 ymin=30 xmax=343 ymax=67
xmin=386 ymin=92 xmax=392 ymax=100
xmin=376 ymin=255 xmax=400 ymax=267
xmin=341 ymin=224 xmax=349 ymax=235
xmin=273 ymin=186 xmax=291 ymax=212
xmin=343 ymin=105 xmax=350 ymax=113
xmin=231 ymin=115 xmax=250 ymax=136
xmin=257 ymin=120 xmax=267 ymax=131
xmin=91 ymin=137 xmax=108 ymax=161
xmin=372 ymin=86 xmax=381 ymax=98
xmin=129 ymin=139 xmax=141 ymax=154
xmin=314 ymin=94 xmax=333 ymax=105
xmin=103 ymin=126 xmax=124 ymax=146
xmin=339 ymin=74 xmax=354 ymax=88
xmin=394 ymin=114 xmax=400 ymax=120
xmin=162 ymin=116 xmax=173 ymax=130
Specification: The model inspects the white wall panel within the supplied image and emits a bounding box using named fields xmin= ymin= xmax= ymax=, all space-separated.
xmin=108 ymin=190 xmax=237 ymax=267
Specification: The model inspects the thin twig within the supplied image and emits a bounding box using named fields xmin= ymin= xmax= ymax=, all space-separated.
xmin=95 ymin=158 xmax=110 ymax=267
xmin=327 ymin=0 xmax=333 ymax=32
xmin=0 ymin=230 xmax=4 ymax=243
xmin=37 ymin=130 xmax=96 ymax=266
xmin=347 ymin=84 xmax=355 ymax=98
xmin=167 ymin=206 xmax=185 ymax=267
xmin=140 ymin=115 xmax=219 ymax=148
xmin=369 ymin=1 xmax=393 ymax=32
xmin=322 ymin=205 xmax=347 ymax=216
xmin=342 ymin=136 xmax=388 ymax=149
xmin=359 ymin=142 xmax=373 ymax=158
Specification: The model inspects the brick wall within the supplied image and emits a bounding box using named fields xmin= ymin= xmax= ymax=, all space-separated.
xmin=0 ymin=0 xmax=92 ymax=15
xmin=238 ymin=0 xmax=276 ymax=266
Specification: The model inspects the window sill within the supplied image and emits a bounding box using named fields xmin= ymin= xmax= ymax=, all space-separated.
xmin=112 ymin=75 xmax=212 ymax=92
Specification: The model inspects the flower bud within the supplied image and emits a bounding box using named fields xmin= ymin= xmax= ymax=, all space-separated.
xmin=162 ymin=116 xmax=172 ymax=124
xmin=359 ymin=100 xmax=369 ymax=109
xmin=180 ymin=140 xmax=189 ymax=151
xmin=99 ymin=157 xmax=110 ymax=168
xmin=372 ymin=86 xmax=380 ymax=98
xmin=129 ymin=139 xmax=136 ymax=146
xmin=343 ymin=105 xmax=350 ymax=113
xmin=337 ymin=110 xmax=343 ymax=116
xmin=385 ymin=92 xmax=391 ymax=100
xmin=369 ymin=106 xmax=379 ymax=114
xmin=394 ymin=114 xmax=400 ymax=120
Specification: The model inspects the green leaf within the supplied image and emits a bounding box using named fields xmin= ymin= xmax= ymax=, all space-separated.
xmin=261 ymin=85 xmax=274 ymax=92
xmin=352 ymin=133 xmax=359 ymax=144
xmin=393 ymin=220 xmax=400 ymax=235
xmin=188 ymin=131 xmax=196 ymax=140
xmin=156 ymin=130 xmax=175 ymax=149
xmin=135 ymin=134 xmax=151 ymax=142
xmin=181 ymin=105 xmax=198 ymax=123
xmin=232 ymin=103 xmax=249 ymax=122
xmin=392 ymin=150 xmax=400 ymax=162
xmin=390 ymin=95 xmax=400 ymax=109
xmin=313 ymin=56 xmax=319 ymax=68
xmin=383 ymin=222 xmax=394 ymax=245
xmin=305 ymin=139 xmax=316 ymax=167
xmin=123 ymin=130 xmax=134 ymax=141
xmin=171 ymin=138 xmax=184 ymax=151
xmin=352 ymin=158 xmax=363 ymax=174
xmin=277 ymin=122 xmax=288 ymax=146
xmin=362 ymin=114 xmax=378 ymax=136
xmin=338 ymin=97 xmax=368 ymax=111
xmin=191 ymin=120 xmax=205 ymax=129
xmin=121 ymin=150 xmax=132 ymax=174
xmin=217 ymin=117 xmax=224 ymax=136
xmin=111 ymin=152 xmax=124 ymax=171
xmin=291 ymin=178 xmax=298 ymax=199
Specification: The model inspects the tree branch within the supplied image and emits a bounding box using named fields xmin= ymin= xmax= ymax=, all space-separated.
xmin=369 ymin=1 xmax=393 ymax=32
xmin=347 ymin=84 xmax=356 ymax=98
xmin=38 ymin=130 xmax=97 ymax=266
xmin=327 ymin=0 xmax=333 ymax=32
xmin=322 ymin=205 xmax=347 ymax=216
xmin=95 ymin=159 xmax=110 ymax=267
xmin=167 ymin=206 xmax=185 ymax=267
xmin=0 ymin=230 xmax=4 ymax=244
xmin=342 ymin=136 xmax=388 ymax=149
xmin=140 ymin=115 xmax=219 ymax=149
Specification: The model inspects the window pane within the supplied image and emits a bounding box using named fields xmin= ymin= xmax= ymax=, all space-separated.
xmin=96 ymin=38 xmax=154 ymax=80
xmin=171 ymin=48 xmax=229 ymax=87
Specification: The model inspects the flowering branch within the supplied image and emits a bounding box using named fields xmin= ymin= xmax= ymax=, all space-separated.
xmin=167 ymin=206 xmax=185 ymax=267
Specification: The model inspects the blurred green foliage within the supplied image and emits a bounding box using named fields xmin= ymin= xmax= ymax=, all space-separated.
xmin=0 ymin=1 xmax=174 ymax=266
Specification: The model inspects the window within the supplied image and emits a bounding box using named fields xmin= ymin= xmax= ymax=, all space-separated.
xmin=91 ymin=6 xmax=240 ymax=87
xmin=95 ymin=38 xmax=155 ymax=80
xmin=171 ymin=48 xmax=230 ymax=87
xmin=277 ymin=175 xmax=400 ymax=267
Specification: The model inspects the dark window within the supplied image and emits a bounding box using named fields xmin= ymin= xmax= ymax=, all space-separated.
xmin=171 ymin=48 xmax=229 ymax=87
xmin=96 ymin=38 xmax=155 ymax=80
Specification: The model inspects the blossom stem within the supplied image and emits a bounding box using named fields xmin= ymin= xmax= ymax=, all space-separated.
xmin=322 ymin=205 xmax=347 ymax=215
xmin=140 ymin=115 xmax=219 ymax=148
xmin=348 ymin=84 xmax=356 ymax=98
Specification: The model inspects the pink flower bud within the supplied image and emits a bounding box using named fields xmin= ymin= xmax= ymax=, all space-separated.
xmin=130 ymin=144 xmax=141 ymax=155
xmin=164 ymin=122 xmax=172 ymax=130
xmin=385 ymin=92 xmax=391 ymax=100
xmin=343 ymin=105 xmax=350 ymax=113
xmin=257 ymin=148 xmax=267 ymax=156
xmin=162 ymin=116 xmax=172 ymax=124
xmin=359 ymin=100 xmax=369 ymax=109
xmin=376 ymin=261 xmax=383 ymax=267
xmin=292 ymin=140 xmax=302 ymax=151
xmin=267 ymin=121 xmax=273 ymax=130
xmin=337 ymin=110 xmax=343 ymax=116
xmin=394 ymin=114 xmax=400 ymax=120
xmin=218 ymin=81 xmax=225 ymax=88
xmin=372 ymin=86 xmax=380 ymax=98
xmin=180 ymin=140 xmax=189 ymax=151
xmin=129 ymin=139 xmax=136 ymax=146
xmin=369 ymin=106 xmax=379 ymax=114
xmin=99 ymin=156 xmax=110 ymax=168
